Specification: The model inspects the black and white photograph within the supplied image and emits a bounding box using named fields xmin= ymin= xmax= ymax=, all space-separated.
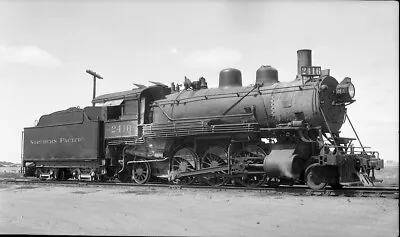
xmin=0 ymin=0 xmax=398 ymax=236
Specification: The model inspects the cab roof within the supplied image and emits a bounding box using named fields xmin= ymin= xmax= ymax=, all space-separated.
xmin=91 ymin=88 xmax=145 ymax=104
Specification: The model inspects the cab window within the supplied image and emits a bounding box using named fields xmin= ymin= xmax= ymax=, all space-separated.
xmin=107 ymin=105 xmax=122 ymax=120
xmin=123 ymin=100 xmax=138 ymax=116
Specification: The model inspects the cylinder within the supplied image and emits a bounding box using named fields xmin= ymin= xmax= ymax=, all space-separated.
xmin=219 ymin=68 xmax=242 ymax=88
xmin=297 ymin=49 xmax=312 ymax=75
xmin=256 ymin=65 xmax=279 ymax=86
xmin=263 ymin=149 xmax=304 ymax=179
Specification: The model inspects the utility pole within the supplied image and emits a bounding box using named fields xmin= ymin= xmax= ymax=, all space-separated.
xmin=86 ymin=69 xmax=103 ymax=106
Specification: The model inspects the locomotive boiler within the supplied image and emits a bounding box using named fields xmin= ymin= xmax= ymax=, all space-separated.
xmin=22 ymin=49 xmax=384 ymax=190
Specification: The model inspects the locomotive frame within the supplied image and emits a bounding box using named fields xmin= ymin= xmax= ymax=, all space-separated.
xmin=22 ymin=49 xmax=384 ymax=190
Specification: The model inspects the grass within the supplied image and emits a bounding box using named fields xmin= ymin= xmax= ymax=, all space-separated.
xmin=373 ymin=166 xmax=399 ymax=187
xmin=0 ymin=168 xmax=23 ymax=179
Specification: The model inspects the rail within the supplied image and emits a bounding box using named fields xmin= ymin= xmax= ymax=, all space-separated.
xmin=0 ymin=179 xmax=398 ymax=199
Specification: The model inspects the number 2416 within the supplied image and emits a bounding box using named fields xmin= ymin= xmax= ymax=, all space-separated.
xmin=111 ymin=125 xmax=132 ymax=133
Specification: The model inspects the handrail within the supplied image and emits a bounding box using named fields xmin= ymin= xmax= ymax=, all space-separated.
xmin=154 ymin=84 xmax=315 ymax=106
xmin=345 ymin=113 xmax=366 ymax=153
xmin=150 ymin=101 xmax=254 ymax=122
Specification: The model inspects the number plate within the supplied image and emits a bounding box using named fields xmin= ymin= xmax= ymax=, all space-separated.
xmin=105 ymin=120 xmax=138 ymax=138
xmin=301 ymin=66 xmax=321 ymax=76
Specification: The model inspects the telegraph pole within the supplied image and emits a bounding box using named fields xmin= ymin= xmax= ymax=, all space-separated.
xmin=86 ymin=69 xmax=103 ymax=106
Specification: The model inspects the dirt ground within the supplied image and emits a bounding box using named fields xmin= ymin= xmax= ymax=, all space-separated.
xmin=0 ymin=183 xmax=398 ymax=236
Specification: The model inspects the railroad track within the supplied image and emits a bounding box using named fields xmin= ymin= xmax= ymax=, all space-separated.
xmin=0 ymin=178 xmax=398 ymax=199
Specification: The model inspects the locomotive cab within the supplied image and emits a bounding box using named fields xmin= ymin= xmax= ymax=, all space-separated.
xmin=90 ymin=84 xmax=172 ymax=181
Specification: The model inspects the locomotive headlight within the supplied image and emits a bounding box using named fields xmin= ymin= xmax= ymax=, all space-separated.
xmin=335 ymin=77 xmax=355 ymax=104
xmin=347 ymin=83 xmax=355 ymax=98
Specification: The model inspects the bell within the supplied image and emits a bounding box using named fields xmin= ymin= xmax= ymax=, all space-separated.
xmin=199 ymin=77 xmax=208 ymax=89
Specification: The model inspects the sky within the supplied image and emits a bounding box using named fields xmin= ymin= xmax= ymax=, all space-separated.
xmin=0 ymin=0 xmax=398 ymax=164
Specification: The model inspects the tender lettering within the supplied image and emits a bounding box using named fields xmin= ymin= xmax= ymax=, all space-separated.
xmin=30 ymin=139 xmax=57 ymax=145
xmin=29 ymin=137 xmax=85 ymax=145
xmin=59 ymin=137 xmax=86 ymax=143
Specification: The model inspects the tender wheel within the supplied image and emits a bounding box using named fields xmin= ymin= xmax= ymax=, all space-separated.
xmin=233 ymin=145 xmax=267 ymax=187
xmin=171 ymin=147 xmax=198 ymax=185
xmin=35 ymin=168 xmax=46 ymax=181
xmin=201 ymin=146 xmax=229 ymax=187
xmin=305 ymin=165 xmax=327 ymax=190
xmin=72 ymin=168 xmax=81 ymax=180
xmin=49 ymin=168 xmax=58 ymax=180
xmin=132 ymin=158 xmax=151 ymax=184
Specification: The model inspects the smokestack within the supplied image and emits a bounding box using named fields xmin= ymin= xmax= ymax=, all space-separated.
xmin=297 ymin=49 xmax=312 ymax=75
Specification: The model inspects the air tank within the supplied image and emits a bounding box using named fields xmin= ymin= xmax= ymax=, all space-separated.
xmin=256 ymin=65 xmax=279 ymax=86
xmin=219 ymin=68 xmax=242 ymax=88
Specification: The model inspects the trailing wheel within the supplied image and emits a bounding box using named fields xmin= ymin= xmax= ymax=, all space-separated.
xmin=117 ymin=167 xmax=131 ymax=183
xmin=305 ymin=164 xmax=327 ymax=190
xmin=201 ymin=146 xmax=229 ymax=187
xmin=233 ymin=145 xmax=267 ymax=187
xmin=171 ymin=147 xmax=198 ymax=185
xmin=132 ymin=158 xmax=151 ymax=184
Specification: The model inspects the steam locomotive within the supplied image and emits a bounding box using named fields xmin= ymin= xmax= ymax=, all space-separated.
xmin=22 ymin=49 xmax=384 ymax=190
